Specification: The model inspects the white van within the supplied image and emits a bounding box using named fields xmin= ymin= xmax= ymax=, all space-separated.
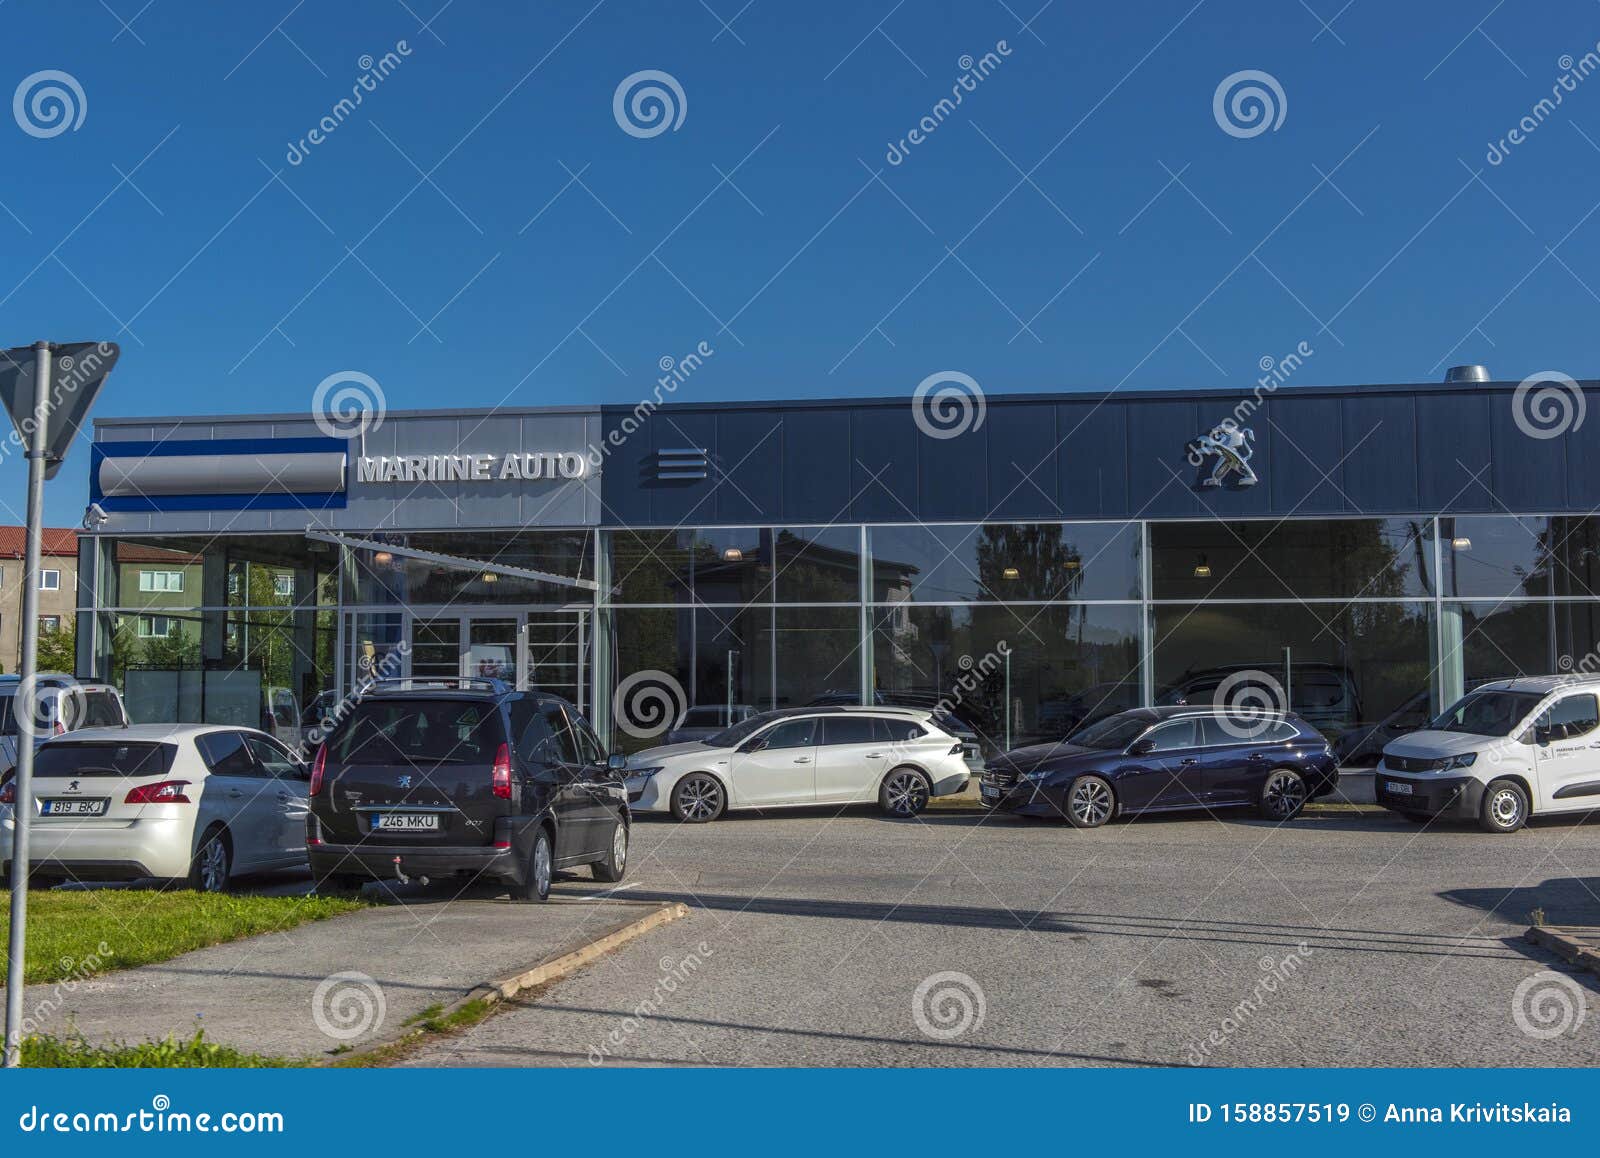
xmin=1375 ymin=675 xmax=1600 ymax=832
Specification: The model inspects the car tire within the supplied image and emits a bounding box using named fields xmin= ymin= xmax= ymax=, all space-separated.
xmin=515 ymin=826 xmax=554 ymax=902
xmin=1478 ymin=779 xmax=1529 ymax=834
xmin=1258 ymin=768 xmax=1309 ymax=821
xmin=188 ymin=824 xmax=233 ymax=893
xmin=879 ymin=767 xmax=931 ymax=817
xmin=671 ymin=773 xmax=726 ymax=823
xmin=592 ymin=819 xmax=629 ymax=882
xmin=1064 ymin=774 xmax=1115 ymax=829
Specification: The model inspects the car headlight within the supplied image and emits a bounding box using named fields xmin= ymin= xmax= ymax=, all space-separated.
xmin=1439 ymin=752 xmax=1477 ymax=771
xmin=627 ymin=766 xmax=664 ymax=781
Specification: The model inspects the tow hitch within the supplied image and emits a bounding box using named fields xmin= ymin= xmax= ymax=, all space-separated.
xmin=392 ymin=856 xmax=429 ymax=888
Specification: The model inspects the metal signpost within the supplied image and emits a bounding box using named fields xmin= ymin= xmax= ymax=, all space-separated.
xmin=1 ymin=340 xmax=119 ymax=1068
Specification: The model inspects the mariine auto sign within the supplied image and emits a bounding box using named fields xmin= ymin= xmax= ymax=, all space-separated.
xmin=356 ymin=451 xmax=591 ymax=484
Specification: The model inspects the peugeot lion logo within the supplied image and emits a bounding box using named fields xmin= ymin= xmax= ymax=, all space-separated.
xmin=1189 ymin=422 xmax=1259 ymax=488
xmin=396 ymin=775 xmax=412 ymax=790
xmin=65 ymin=779 xmax=80 ymax=793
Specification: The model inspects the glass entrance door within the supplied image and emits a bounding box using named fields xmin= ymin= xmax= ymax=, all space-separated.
xmin=399 ymin=609 xmax=588 ymax=707
xmin=525 ymin=610 xmax=587 ymax=714
xmin=466 ymin=617 xmax=519 ymax=682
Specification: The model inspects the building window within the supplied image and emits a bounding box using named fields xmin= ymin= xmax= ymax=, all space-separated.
xmin=273 ymin=574 xmax=294 ymax=597
xmin=38 ymin=616 xmax=60 ymax=632
xmin=137 ymin=615 xmax=175 ymax=639
xmin=39 ymin=570 xmax=59 ymax=591
xmin=138 ymin=570 xmax=185 ymax=593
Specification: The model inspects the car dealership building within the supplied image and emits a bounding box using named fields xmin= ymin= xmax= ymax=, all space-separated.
xmin=74 ymin=372 xmax=1600 ymax=755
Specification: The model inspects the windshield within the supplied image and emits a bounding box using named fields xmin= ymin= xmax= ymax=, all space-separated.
xmin=707 ymin=712 xmax=782 ymax=747
xmin=1069 ymin=712 xmax=1152 ymax=750
xmin=1429 ymin=690 xmax=1543 ymax=738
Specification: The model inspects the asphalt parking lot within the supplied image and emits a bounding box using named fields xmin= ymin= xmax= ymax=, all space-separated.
xmin=405 ymin=806 xmax=1600 ymax=1067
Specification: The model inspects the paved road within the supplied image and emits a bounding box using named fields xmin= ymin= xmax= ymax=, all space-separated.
xmin=406 ymin=806 xmax=1600 ymax=1067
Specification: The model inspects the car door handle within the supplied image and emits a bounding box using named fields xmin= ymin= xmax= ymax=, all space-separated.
xmin=276 ymin=792 xmax=291 ymax=802
xmin=864 ymin=752 xmax=885 ymax=759
xmin=793 ymin=756 xmax=811 ymax=764
xmin=227 ymin=789 xmax=243 ymax=799
xmin=1247 ymin=753 xmax=1268 ymax=761
xmin=1179 ymin=758 xmax=1199 ymax=766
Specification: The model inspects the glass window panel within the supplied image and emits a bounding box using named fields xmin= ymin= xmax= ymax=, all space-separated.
xmin=775 ymin=526 xmax=860 ymax=602
xmin=607 ymin=529 xmax=770 ymax=604
xmin=1548 ymin=516 xmax=1600 ymax=598
xmin=1439 ymin=516 xmax=1550 ymax=598
xmin=692 ymin=606 xmax=772 ymax=717
xmin=1151 ymin=601 xmax=1434 ymax=740
xmin=349 ymin=531 xmax=593 ymax=606
xmin=868 ymin=523 xmax=1140 ymax=603
xmin=1458 ymin=600 xmax=1600 ymax=684
xmin=1151 ymin=519 xmax=1434 ymax=600
xmin=870 ymin=603 xmax=1142 ymax=755
xmin=770 ymin=607 xmax=859 ymax=712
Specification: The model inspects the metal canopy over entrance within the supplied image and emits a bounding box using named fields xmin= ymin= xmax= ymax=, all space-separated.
xmin=304 ymin=527 xmax=598 ymax=591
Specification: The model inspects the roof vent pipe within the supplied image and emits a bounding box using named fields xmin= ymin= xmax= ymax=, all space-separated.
xmin=1444 ymin=364 xmax=1491 ymax=383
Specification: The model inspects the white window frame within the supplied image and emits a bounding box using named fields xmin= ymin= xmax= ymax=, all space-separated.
xmin=38 ymin=569 xmax=59 ymax=591
xmin=136 ymin=615 xmax=175 ymax=639
xmin=138 ymin=570 xmax=185 ymax=593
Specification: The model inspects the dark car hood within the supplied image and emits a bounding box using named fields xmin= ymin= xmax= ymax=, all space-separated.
xmin=991 ymin=741 xmax=1103 ymax=775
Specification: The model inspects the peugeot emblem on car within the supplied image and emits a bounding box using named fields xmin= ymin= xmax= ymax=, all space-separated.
xmin=397 ymin=774 xmax=412 ymax=789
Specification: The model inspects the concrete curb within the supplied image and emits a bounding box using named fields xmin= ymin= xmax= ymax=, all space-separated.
xmin=923 ymin=801 xmax=1385 ymax=818
xmin=1524 ymin=925 xmax=1600 ymax=976
xmin=328 ymin=901 xmax=690 ymax=1062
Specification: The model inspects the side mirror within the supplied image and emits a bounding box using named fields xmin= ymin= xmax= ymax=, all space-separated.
xmin=1127 ymin=737 xmax=1156 ymax=756
xmin=1533 ymin=726 xmax=1553 ymax=746
xmin=740 ymin=738 xmax=768 ymax=753
xmin=606 ymin=753 xmax=627 ymax=773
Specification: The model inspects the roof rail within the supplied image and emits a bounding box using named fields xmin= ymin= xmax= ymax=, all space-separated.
xmin=365 ymin=677 xmax=512 ymax=694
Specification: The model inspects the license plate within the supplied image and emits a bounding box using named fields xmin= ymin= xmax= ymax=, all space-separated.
xmin=373 ymin=813 xmax=438 ymax=831
xmin=981 ymin=785 xmax=1000 ymax=800
xmin=41 ymin=798 xmax=108 ymax=816
xmin=1385 ymin=781 xmax=1413 ymax=796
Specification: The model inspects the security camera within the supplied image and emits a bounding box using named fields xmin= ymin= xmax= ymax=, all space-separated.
xmin=82 ymin=503 xmax=108 ymax=529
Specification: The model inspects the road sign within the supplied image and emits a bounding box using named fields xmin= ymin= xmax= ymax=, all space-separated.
xmin=0 ymin=341 xmax=120 ymax=479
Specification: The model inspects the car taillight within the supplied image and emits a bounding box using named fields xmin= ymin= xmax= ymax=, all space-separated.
xmin=0 ymin=779 xmax=13 ymax=805
xmin=310 ymin=744 xmax=327 ymax=796
xmin=492 ymin=742 xmax=512 ymax=800
xmin=52 ymin=719 xmax=65 ymax=736
xmin=125 ymin=780 xmax=191 ymax=804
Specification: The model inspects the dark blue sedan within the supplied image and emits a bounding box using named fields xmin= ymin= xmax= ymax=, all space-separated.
xmin=980 ymin=706 xmax=1339 ymax=827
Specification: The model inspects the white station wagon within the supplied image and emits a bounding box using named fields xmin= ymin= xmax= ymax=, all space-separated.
xmin=1 ymin=724 xmax=310 ymax=891
xmin=1375 ymin=675 xmax=1600 ymax=832
xmin=625 ymin=707 xmax=973 ymax=822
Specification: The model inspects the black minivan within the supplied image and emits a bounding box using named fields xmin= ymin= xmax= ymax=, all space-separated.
xmin=307 ymin=679 xmax=628 ymax=901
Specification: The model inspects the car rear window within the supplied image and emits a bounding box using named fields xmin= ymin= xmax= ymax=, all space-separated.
xmin=71 ymin=691 xmax=126 ymax=728
xmin=682 ymin=706 xmax=725 ymax=726
xmin=332 ymin=699 xmax=505 ymax=765
xmin=34 ymin=741 xmax=176 ymax=778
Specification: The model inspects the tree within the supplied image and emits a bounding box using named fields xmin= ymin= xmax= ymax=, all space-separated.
xmin=36 ymin=620 xmax=77 ymax=674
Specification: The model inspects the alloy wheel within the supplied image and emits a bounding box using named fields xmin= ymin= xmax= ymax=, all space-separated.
xmin=678 ymin=776 xmax=723 ymax=822
xmin=198 ymin=837 xmax=228 ymax=893
xmin=1069 ymin=778 xmax=1113 ymax=826
xmin=533 ymin=835 xmax=553 ymax=896
xmin=611 ymin=822 xmax=628 ymax=871
xmin=1263 ymin=770 xmax=1307 ymax=819
xmin=884 ymin=770 xmax=929 ymax=816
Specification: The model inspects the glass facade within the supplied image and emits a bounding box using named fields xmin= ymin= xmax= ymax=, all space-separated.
xmin=84 ymin=515 xmax=1600 ymax=759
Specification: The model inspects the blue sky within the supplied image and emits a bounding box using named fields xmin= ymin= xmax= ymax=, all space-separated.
xmin=3 ymin=0 xmax=1599 ymax=522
